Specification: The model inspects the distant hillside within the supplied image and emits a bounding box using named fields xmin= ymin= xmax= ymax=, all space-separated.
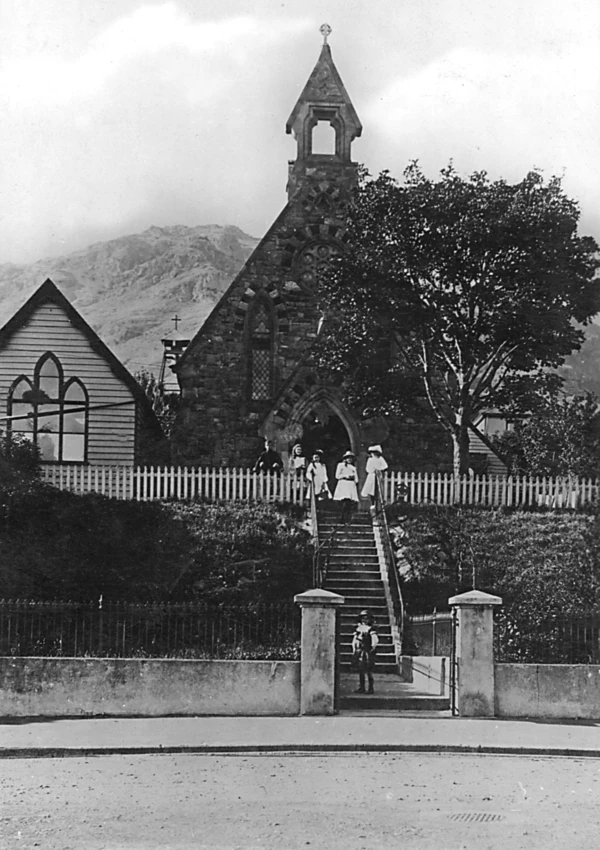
xmin=0 ymin=225 xmax=258 ymax=374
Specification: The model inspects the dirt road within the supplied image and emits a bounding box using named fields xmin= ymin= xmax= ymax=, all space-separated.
xmin=2 ymin=752 xmax=600 ymax=849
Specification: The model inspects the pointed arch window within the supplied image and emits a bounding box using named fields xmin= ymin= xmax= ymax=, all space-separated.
xmin=249 ymin=300 xmax=274 ymax=402
xmin=7 ymin=353 xmax=89 ymax=462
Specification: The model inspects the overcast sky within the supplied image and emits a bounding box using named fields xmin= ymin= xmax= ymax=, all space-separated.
xmin=1 ymin=0 xmax=599 ymax=264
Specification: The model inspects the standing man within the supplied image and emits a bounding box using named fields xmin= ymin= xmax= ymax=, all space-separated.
xmin=254 ymin=440 xmax=283 ymax=473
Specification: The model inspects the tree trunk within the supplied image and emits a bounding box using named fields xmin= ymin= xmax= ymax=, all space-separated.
xmin=451 ymin=416 xmax=471 ymax=479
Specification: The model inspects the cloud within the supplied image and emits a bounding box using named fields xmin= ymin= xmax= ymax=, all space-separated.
xmin=0 ymin=3 xmax=310 ymax=110
xmin=0 ymin=4 xmax=312 ymax=262
xmin=365 ymin=41 xmax=600 ymax=233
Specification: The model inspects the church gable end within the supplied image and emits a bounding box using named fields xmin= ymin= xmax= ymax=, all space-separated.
xmin=173 ymin=31 xmax=362 ymax=468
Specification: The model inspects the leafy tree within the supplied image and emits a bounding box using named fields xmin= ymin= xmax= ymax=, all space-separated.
xmin=317 ymin=164 xmax=600 ymax=474
xmin=493 ymin=392 xmax=600 ymax=477
xmin=0 ymin=432 xmax=41 ymax=524
xmin=394 ymin=504 xmax=600 ymax=661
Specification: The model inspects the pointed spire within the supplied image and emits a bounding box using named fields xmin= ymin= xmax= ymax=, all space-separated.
xmin=286 ymin=35 xmax=362 ymax=148
xmin=285 ymin=28 xmax=362 ymax=200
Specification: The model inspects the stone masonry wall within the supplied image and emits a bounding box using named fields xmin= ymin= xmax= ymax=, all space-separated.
xmin=173 ymin=164 xmax=357 ymax=468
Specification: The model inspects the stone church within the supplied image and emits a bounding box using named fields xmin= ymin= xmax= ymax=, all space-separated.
xmin=172 ymin=35 xmax=502 ymax=477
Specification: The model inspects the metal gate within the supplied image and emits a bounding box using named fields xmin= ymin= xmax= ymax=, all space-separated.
xmin=405 ymin=609 xmax=458 ymax=715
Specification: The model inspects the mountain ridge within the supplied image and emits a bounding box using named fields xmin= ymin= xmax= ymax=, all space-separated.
xmin=1 ymin=224 xmax=599 ymax=398
xmin=0 ymin=224 xmax=259 ymax=375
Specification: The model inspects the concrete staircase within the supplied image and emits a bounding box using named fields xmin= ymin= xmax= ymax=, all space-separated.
xmin=319 ymin=504 xmax=451 ymax=713
xmin=319 ymin=507 xmax=397 ymax=674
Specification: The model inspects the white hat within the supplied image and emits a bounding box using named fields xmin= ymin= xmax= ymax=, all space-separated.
xmin=343 ymin=450 xmax=356 ymax=459
xmin=368 ymin=445 xmax=383 ymax=453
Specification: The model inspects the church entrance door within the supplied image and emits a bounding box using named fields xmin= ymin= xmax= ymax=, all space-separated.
xmin=301 ymin=411 xmax=352 ymax=485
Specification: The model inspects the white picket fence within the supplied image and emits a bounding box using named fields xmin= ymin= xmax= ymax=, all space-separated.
xmin=40 ymin=464 xmax=599 ymax=508
xmin=40 ymin=464 xmax=310 ymax=504
xmin=380 ymin=470 xmax=599 ymax=509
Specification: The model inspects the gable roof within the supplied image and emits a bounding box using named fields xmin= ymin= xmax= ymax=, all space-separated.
xmin=0 ymin=277 xmax=154 ymax=413
xmin=286 ymin=44 xmax=362 ymax=135
xmin=175 ymin=201 xmax=294 ymax=371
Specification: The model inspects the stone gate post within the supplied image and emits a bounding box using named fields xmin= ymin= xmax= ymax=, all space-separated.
xmin=294 ymin=589 xmax=344 ymax=716
xmin=449 ymin=589 xmax=503 ymax=717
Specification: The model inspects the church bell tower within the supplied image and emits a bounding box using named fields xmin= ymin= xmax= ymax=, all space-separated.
xmin=285 ymin=24 xmax=362 ymax=202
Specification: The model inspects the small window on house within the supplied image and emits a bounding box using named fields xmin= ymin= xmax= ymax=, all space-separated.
xmin=311 ymin=121 xmax=336 ymax=155
xmin=483 ymin=414 xmax=510 ymax=437
xmin=249 ymin=301 xmax=273 ymax=401
xmin=7 ymin=354 xmax=89 ymax=463
xmin=38 ymin=355 xmax=60 ymax=399
xmin=62 ymin=380 xmax=88 ymax=462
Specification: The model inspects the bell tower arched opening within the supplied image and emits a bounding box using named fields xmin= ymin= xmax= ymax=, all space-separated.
xmin=311 ymin=120 xmax=337 ymax=155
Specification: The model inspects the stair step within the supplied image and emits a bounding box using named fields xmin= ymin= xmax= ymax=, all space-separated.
xmin=340 ymin=661 xmax=398 ymax=675
xmin=339 ymin=635 xmax=393 ymax=645
xmin=327 ymin=554 xmax=378 ymax=559
xmin=319 ymin=511 xmax=372 ymax=518
xmin=329 ymin=548 xmax=378 ymax=555
xmin=319 ymin=517 xmax=373 ymax=534
xmin=326 ymin=575 xmax=381 ymax=585
xmin=332 ymin=595 xmax=387 ymax=605
xmin=339 ymin=695 xmax=450 ymax=711
xmin=340 ymin=646 xmax=396 ymax=655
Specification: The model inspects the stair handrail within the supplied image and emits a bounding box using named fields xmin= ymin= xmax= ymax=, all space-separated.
xmin=309 ymin=481 xmax=320 ymax=586
xmin=310 ymin=484 xmax=338 ymax=587
xmin=313 ymin=528 xmax=338 ymax=588
xmin=373 ymin=469 xmax=405 ymax=649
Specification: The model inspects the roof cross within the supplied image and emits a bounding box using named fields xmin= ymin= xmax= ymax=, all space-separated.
xmin=171 ymin=314 xmax=181 ymax=331
xmin=319 ymin=23 xmax=332 ymax=44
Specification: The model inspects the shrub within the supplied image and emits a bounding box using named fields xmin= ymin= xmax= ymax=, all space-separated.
xmin=390 ymin=503 xmax=600 ymax=624
xmin=0 ymin=489 xmax=312 ymax=603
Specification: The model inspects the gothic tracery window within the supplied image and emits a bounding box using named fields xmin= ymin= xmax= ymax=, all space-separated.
xmin=8 ymin=353 xmax=89 ymax=462
xmin=296 ymin=241 xmax=339 ymax=293
xmin=249 ymin=300 xmax=274 ymax=402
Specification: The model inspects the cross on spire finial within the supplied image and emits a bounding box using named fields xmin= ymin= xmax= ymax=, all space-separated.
xmin=319 ymin=23 xmax=332 ymax=45
xmin=171 ymin=314 xmax=181 ymax=331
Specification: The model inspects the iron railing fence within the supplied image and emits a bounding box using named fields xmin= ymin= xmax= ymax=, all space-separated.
xmin=494 ymin=612 xmax=600 ymax=664
xmin=0 ymin=599 xmax=301 ymax=660
xmin=404 ymin=611 xmax=453 ymax=656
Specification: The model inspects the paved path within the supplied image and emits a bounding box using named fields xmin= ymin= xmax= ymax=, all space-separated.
xmin=2 ymin=713 xmax=600 ymax=758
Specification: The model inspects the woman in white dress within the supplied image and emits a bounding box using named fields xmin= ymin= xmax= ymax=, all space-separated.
xmin=333 ymin=450 xmax=359 ymax=522
xmin=361 ymin=444 xmax=388 ymax=502
xmin=306 ymin=450 xmax=331 ymax=500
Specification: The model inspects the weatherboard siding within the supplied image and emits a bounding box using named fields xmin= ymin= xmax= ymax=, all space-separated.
xmin=0 ymin=302 xmax=136 ymax=465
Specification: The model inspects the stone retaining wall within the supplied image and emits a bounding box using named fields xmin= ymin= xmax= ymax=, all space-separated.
xmin=0 ymin=657 xmax=300 ymax=718
xmin=495 ymin=664 xmax=600 ymax=719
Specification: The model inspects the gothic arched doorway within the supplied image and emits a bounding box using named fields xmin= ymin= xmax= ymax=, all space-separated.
xmin=281 ymin=389 xmax=359 ymax=487
xmin=301 ymin=409 xmax=351 ymax=482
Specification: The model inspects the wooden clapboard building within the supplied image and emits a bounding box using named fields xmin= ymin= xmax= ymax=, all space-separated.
xmin=0 ymin=278 xmax=162 ymax=466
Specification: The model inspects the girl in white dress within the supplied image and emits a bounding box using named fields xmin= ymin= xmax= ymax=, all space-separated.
xmin=333 ymin=450 xmax=359 ymax=522
xmin=361 ymin=444 xmax=388 ymax=501
xmin=306 ymin=450 xmax=331 ymax=500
